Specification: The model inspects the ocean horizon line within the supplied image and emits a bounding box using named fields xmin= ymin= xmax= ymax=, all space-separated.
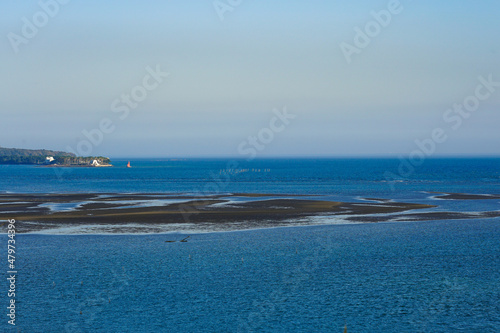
xmin=106 ymin=155 xmax=500 ymax=160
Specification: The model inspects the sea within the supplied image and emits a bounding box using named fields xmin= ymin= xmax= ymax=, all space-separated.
xmin=1 ymin=158 xmax=499 ymax=332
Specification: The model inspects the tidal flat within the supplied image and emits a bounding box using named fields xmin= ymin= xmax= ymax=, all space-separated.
xmin=1 ymin=192 xmax=499 ymax=233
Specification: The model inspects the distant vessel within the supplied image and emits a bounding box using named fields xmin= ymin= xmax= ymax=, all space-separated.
xmin=126 ymin=161 xmax=131 ymax=168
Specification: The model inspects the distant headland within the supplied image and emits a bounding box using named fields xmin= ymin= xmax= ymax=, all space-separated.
xmin=0 ymin=146 xmax=112 ymax=167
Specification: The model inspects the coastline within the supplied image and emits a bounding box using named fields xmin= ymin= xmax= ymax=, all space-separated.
xmin=1 ymin=192 xmax=499 ymax=234
xmin=39 ymin=164 xmax=113 ymax=168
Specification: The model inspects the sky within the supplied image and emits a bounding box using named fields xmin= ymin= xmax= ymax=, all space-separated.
xmin=1 ymin=0 xmax=499 ymax=158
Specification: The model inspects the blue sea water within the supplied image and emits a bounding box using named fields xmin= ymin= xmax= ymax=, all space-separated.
xmin=1 ymin=158 xmax=499 ymax=332
xmin=1 ymin=158 xmax=499 ymax=196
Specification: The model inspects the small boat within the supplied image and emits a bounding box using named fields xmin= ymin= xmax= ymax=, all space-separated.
xmin=126 ymin=161 xmax=131 ymax=168
xmin=165 ymin=236 xmax=190 ymax=243
xmin=180 ymin=236 xmax=190 ymax=242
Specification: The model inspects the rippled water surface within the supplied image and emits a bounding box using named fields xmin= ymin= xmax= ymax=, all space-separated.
xmin=1 ymin=158 xmax=499 ymax=331
xmin=4 ymin=219 xmax=499 ymax=332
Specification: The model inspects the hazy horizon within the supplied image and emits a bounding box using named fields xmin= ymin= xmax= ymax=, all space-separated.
xmin=3 ymin=146 xmax=500 ymax=160
xmin=2 ymin=1 xmax=499 ymax=158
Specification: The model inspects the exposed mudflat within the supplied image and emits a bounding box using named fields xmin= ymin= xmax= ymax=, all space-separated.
xmin=0 ymin=192 xmax=498 ymax=233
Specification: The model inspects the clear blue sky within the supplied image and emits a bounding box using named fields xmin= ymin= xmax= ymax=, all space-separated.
xmin=1 ymin=0 xmax=499 ymax=157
